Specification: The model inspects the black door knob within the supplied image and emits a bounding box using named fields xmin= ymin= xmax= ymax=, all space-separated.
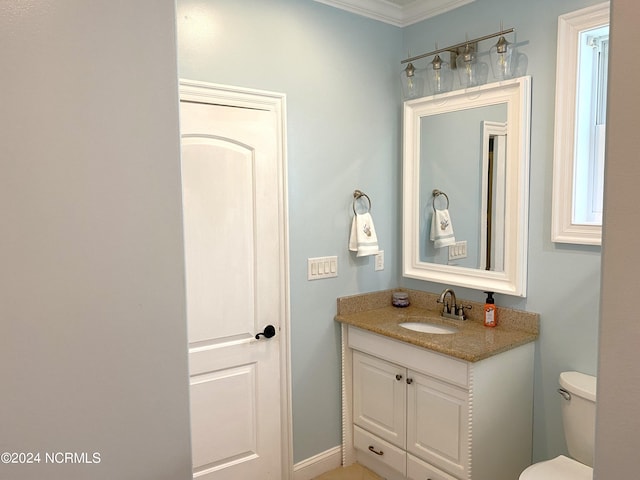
xmin=255 ymin=325 xmax=276 ymax=340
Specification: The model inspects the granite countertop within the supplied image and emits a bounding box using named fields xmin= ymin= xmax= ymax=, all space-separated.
xmin=335 ymin=289 xmax=539 ymax=363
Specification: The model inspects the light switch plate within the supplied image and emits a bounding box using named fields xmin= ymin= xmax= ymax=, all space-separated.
xmin=448 ymin=241 xmax=467 ymax=260
xmin=307 ymin=256 xmax=338 ymax=280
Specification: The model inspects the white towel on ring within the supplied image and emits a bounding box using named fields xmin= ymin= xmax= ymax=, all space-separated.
xmin=430 ymin=208 xmax=455 ymax=248
xmin=349 ymin=212 xmax=379 ymax=257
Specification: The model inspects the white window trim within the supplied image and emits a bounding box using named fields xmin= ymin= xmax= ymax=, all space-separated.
xmin=551 ymin=1 xmax=609 ymax=245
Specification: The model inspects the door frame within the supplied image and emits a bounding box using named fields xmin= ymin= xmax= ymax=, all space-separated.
xmin=179 ymin=79 xmax=292 ymax=479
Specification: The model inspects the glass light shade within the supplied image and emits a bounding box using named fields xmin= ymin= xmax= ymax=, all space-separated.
xmin=476 ymin=61 xmax=489 ymax=85
xmin=456 ymin=45 xmax=481 ymax=88
xmin=489 ymin=36 xmax=515 ymax=80
xmin=427 ymin=54 xmax=453 ymax=94
xmin=513 ymin=52 xmax=528 ymax=77
xmin=401 ymin=62 xmax=425 ymax=100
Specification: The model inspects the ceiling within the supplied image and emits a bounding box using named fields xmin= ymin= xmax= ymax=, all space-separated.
xmin=313 ymin=0 xmax=474 ymax=27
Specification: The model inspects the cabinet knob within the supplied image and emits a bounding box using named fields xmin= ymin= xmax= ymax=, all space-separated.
xmin=406 ymin=378 xmax=414 ymax=385
xmin=395 ymin=374 xmax=403 ymax=381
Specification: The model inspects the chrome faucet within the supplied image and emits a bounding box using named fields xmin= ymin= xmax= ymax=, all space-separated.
xmin=437 ymin=288 xmax=470 ymax=320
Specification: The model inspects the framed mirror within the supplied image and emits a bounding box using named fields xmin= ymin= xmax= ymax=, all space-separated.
xmin=403 ymin=76 xmax=532 ymax=296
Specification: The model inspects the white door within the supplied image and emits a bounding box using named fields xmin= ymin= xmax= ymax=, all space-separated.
xmin=179 ymin=82 xmax=288 ymax=480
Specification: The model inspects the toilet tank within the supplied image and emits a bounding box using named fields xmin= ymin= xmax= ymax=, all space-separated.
xmin=559 ymin=371 xmax=597 ymax=467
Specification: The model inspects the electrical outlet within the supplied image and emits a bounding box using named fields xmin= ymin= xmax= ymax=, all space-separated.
xmin=375 ymin=250 xmax=384 ymax=271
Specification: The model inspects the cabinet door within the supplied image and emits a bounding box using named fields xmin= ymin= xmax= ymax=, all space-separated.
xmin=406 ymin=370 xmax=469 ymax=478
xmin=353 ymin=351 xmax=406 ymax=448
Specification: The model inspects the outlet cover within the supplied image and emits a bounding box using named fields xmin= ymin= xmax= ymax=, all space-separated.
xmin=375 ymin=250 xmax=384 ymax=271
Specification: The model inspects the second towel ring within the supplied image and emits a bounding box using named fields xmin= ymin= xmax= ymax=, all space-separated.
xmin=353 ymin=190 xmax=371 ymax=215
xmin=432 ymin=189 xmax=449 ymax=212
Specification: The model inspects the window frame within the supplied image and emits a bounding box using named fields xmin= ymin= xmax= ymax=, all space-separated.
xmin=551 ymin=1 xmax=610 ymax=245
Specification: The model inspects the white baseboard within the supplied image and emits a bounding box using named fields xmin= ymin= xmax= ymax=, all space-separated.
xmin=293 ymin=446 xmax=342 ymax=480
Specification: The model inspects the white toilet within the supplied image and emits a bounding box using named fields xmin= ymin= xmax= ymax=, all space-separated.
xmin=519 ymin=371 xmax=597 ymax=480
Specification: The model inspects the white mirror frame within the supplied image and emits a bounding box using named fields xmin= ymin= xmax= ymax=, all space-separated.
xmin=403 ymin=76 xmax=532 ymax=296
xmin=551 ymin=2 xmax=609 ymax=245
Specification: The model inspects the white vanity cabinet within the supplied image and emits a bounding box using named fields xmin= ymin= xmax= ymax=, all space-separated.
xmin=345 ymin=325 xmax=534 ymax=480
xmin=353 ymin=351 xmax=467 ymax=478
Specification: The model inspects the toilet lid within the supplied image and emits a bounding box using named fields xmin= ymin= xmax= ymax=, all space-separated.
xmin=519 ymin=455 xmax=593 ymax=480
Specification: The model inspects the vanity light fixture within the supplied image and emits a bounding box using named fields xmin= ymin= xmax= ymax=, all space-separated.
xmin=489 ymin=35 xmax=514 ymax=79
xmin=489 ymin=22 xmax=517 ymax=80
xmin=400 ymin=27 xmax=526 ymax=96
xmin=427 ymin=52 xmax=453 ymax=94
xmin=455 ymin=41 xmax=488 ymax=88
xmin=400 ymin=61 xmax=425 ymax=100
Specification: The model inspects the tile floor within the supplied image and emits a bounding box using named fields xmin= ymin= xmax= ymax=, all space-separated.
xmin=313 ymin=463 xmax=382 ymax=480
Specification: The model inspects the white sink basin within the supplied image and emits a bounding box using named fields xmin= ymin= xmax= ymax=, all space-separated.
xmin=399 ymin=321 xmax=458 ymax=335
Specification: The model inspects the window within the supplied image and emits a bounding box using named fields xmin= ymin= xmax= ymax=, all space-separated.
xmin=574 ymin=26 xmax=608 ymax=225
xmin=551 ymin=2 xmax=610 ymax=245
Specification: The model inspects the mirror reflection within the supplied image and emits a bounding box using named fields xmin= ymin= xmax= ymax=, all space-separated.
xmin=419 ymin=104 xmax=508 ymax=270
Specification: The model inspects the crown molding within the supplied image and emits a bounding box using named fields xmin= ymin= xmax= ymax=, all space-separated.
xmin=313 ymin=0 xmax=474 ymax=27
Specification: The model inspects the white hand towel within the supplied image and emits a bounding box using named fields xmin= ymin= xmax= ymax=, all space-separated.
xmin=430 ymin=209 xmax=455 ymax=248
xmin=349 ymin=212 xmax=379 ymax=257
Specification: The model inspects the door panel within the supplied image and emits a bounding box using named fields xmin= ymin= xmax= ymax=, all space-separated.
xmin=190 ymin=364 xmax=258 ymax=470
xmin=182 ymin=136 xmax=255 ymax=344
xmin=353 ymin=351 xmax=406 ymax=448
xmin=407 ymin=372 xmax=468 ymax=478
xmin=180 ymin=95 xmax=283 ymax=480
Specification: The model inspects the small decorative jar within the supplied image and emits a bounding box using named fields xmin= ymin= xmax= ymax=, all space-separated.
xmin=392 ymin=292 xmax=410 ymax=308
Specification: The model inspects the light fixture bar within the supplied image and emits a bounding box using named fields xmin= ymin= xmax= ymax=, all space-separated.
xmin=401 ymin=28 xmax=515 ymax=65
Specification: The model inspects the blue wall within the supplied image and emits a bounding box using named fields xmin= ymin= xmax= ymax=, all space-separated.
xmin=177 ymin=0 xmax=603 ymax=465
xmin=177 ymin=0 xmax=402 ymax=463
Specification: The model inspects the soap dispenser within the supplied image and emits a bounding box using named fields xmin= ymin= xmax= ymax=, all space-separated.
xmin=484 ymin=292 xmax=497 ymax=327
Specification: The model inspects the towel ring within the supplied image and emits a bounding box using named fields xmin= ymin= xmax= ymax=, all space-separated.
xmin=432 ymin=189 xmax=449 ymax=212
xmin=353 ymin=190 xmax=371 ymax=215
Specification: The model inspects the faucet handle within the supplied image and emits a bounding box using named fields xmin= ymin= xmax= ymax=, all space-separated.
xmin=455 ymin=304 xmax=472 ymax=317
